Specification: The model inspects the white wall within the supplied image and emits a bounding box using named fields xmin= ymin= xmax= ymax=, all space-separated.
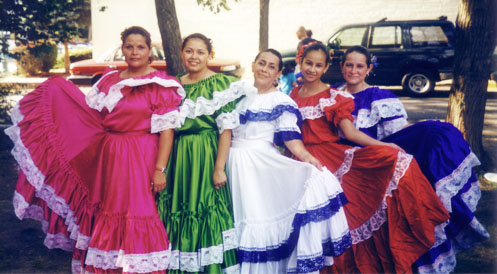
xmin=91 ymin=0 xmax=459 ymax=79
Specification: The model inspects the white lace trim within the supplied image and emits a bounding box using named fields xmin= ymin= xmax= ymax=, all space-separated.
xmin=377 ymin=118 xmax=409 ymax=139
xmin=350 ymin=152 xmax=412 ymax=244
xmin=435 ymin=152 xmax=480 ymax=212
xmin=85 ymin=247 xmax=171 ymax=272
xmin=72 ymin=259 xmax=83 ymax=274
xmin=298 ymin=88 xmax=353 ymax=120
xmin=353 ymin=98 xmax=408 ymax=129
xmin=13 ymin=191 xmax=78 ymax=252
xmin=222 ymin=228 xmax=239 ymax=251
xmin=215 ymin=110 xmax=240 ymax=134
xmin=6 ymin=107 xmax=90 ymax=250
xmin=417 ymin=245 xmax=456 ymax=274
xmin=85 ymin=71 xmax=185 ymax=113
xmin=167 ymin=228 xmax=238 ymax=271
xmin=179 ymin=80 xmax=254 ymax=124
xmin=5 ymin=105 xmax=45 ymax=190
xmin=151 ymin=110 xmax=182 ymax=133
xmin=275 ymin=110 xmax=301 ymax=134
xmin=461 ymin=180 xmax=481 ymax=213
xmin=223 ymin=264 xmax=241 ymax=274
xmin=334 ymin=147 xmax=359 ymax=183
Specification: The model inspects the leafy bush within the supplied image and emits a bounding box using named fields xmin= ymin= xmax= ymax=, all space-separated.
xmin=0 ymin=83 xmax=23 ymax=124
xmin=15 ymin=40 xmax=58 ymax=76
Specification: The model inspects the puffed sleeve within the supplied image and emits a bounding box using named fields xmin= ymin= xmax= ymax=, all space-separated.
xmin=214 ymin=80 xmax=255 ymax=134
xmin=214 ymin=97 xmax=243 ymax=134
xmin=273 ymin=104 xmax=303 ymax=147
xmin=320 ymin=89 xmax=355 ymax=127
xmin=150 ymin=83 xmax=184 ymax=133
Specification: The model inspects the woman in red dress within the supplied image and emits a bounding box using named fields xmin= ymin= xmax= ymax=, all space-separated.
xmin=289 ymin=41 xmax=450 ymax=273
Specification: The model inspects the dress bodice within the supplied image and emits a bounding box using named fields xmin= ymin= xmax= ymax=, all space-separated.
xmin=233 ymin=90 xmax=302 ymax=146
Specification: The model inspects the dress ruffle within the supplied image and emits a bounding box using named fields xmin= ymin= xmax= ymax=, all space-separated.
xmin=5 ymin=80 xmax=98 ymax=253
xmin=6 ymin=75 xmax=178 ymax=273
xmin=228 ymin=139 xmax=351 ymax=273
xmin=85 ymin=213 xmax=171 ymax=273
xmin=86 ymin=70 xmax=185 ymax=112
xmin=158 ymin=191 xmax=238 ymax=272
xmin=178 ymin=80 xmax=255 ymax=124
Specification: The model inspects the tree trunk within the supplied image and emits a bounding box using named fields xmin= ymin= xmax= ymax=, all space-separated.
xmin=446 ymin=0 xmax=497 ymax=165
xmin=155 ymin=0 xmax=185 ymax=76
xmin=64 ymin=38 xmax=70 ymax=74
xmin=259 ymin=0 xmax=269 ymax=52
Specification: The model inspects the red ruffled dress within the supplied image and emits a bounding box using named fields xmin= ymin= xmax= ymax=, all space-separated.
xmin=290 ymin=87 xmax=450 ymax=273
xmin=5 ymin=70 xmax=184 ymax=273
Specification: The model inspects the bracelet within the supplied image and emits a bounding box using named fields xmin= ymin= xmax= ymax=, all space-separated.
xmin=155 ymin=167 xmax=166 ymax=173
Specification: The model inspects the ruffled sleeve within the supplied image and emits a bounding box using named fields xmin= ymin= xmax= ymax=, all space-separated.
xmin=320 ymin=89 xmax=355 ymax=127
xmin=213 ymin=81 xmax=256 ymax=133
xmin=273 ymin=103 xmax=303 ymax=147
xmin=150 ymin=81 xmax=184 ymax=133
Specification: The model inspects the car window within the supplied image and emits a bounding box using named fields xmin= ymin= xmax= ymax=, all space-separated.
xmin=410 ymin=25 xmax=449 ymax=47
xmin=113 ymin=49 xmax=124 ymax=61
xmin=152 ymin=45 xmax=164 ymax=61
xmin=328 ymin=27 xmax=367 ymax=48
xmin=370 ymin=25 xmax=402 ymax=48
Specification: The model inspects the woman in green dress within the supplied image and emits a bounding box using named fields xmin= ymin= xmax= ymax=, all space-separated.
xmin=157 ymin=33 xmax=247 ymax=273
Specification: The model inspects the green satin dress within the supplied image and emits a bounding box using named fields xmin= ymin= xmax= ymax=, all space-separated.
xmin=157 ymin=73 xmax=243 ymax=274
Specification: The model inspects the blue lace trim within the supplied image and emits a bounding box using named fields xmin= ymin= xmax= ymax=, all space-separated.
xmin=238 ymin=192 xmax=351 ymax=263
xmin=291 ymin=233 xmax=352 ymax=273
xmin=274 ymin=130 xmax=302 ymax=147
xmin=239 ymin=104 xmax=303 ymax=127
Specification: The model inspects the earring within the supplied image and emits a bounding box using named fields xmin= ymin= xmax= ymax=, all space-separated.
xmin=148 ymin=57 xmax=152 ymax=64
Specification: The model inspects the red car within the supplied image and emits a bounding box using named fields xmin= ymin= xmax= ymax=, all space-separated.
xmin=68 ymin=42 xmax=244 ymax=85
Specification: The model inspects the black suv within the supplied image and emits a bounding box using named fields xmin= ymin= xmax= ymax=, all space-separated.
xmin=282 ymin=17 xmax=455 ymax=96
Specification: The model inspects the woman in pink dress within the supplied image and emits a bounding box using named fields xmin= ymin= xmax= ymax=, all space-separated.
xmin=289 ymin=41 xmax=450 ymax=273
xmin=5 ymin=26 xmax=183 ymax=273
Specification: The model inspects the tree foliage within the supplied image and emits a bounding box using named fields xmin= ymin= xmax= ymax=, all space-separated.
xmin=0 ymin=0 xmax=91 ymax=73
xmin=196 ymin=0 xmax=240 ymax=14
xmin=0 ymin=0 xmax=90 ymax=45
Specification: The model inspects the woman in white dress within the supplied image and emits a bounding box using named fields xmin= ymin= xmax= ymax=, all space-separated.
xmin=226 ymin=49 xmax=351 ymax=273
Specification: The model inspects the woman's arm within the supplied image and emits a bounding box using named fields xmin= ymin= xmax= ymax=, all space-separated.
xmin=213 ymin=129 xmax=232 ymax=190
xmin=152 ymin=129 xmax=174 ymax=194
xmin=284 ymin=139 xmax=322 ymax=170
xmin=339 ymin=118 xmax=405 ymax=152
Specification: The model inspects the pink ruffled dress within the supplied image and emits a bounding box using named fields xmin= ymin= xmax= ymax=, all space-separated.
xmin=5 ymin=70 xmax=184 ymax=273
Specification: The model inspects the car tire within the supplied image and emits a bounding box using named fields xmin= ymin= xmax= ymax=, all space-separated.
xmin=91 ymin=74 xmax=102 ymax=85
xmin=402 ymin=70 xmax=435 ymax=96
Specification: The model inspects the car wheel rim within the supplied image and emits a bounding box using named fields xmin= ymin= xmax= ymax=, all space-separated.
xmin=408 ymin=74 xmax=430 ymax=93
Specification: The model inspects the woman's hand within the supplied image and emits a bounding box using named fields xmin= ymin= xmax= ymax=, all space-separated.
xmin=152 ymin=170 xmax=167 ymax=194
xmin=380 ymin=142 xmax=405 ymax=153
xmin=301 ymin=154 xmax=323 ymax=171
xmin=213 ymin=168 xmax=227 ymax=190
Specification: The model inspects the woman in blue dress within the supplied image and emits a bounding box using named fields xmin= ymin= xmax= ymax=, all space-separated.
xmin=333 ymin=45 xmax=489 ymax=274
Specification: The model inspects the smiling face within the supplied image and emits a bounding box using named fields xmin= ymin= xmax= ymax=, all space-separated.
xmin=341 ymin=51 xmax=373 ymax=86
xmin=121 ymin=33 xmax=151 ymax=71
xmin=252 ymin=51 xmax=282 ymax=90
xmin=300 ymin=49 xmax=329 ymax=84
xmin=181 ymin=38 xmax=211 ymax=74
